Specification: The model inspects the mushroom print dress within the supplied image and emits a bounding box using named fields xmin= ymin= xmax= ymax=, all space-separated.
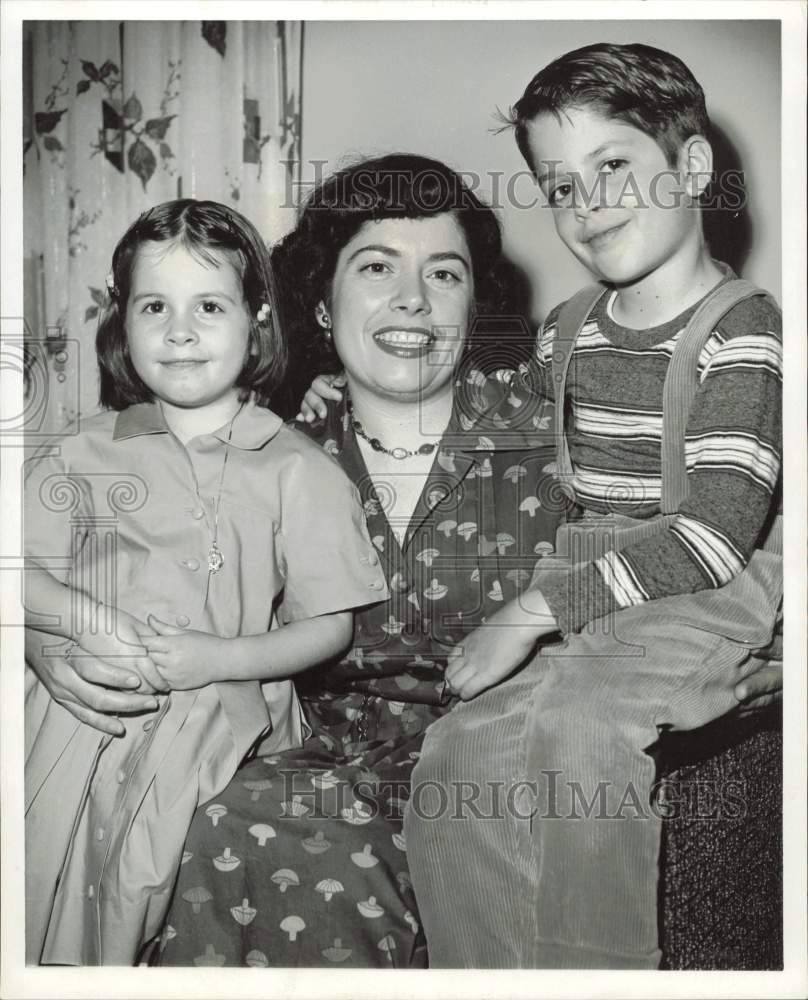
xmin=157 ymin=372 xmax=562 ymax=968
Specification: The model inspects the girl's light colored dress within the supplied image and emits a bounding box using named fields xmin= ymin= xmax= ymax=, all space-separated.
xmin=24 ymin=399 xmax=387 ymax=965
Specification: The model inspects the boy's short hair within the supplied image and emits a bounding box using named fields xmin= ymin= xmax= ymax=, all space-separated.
xmin=508 ymin=42 xmax=710 ymax=170
xmin=96 ymin=199 xmax=285 ymax=410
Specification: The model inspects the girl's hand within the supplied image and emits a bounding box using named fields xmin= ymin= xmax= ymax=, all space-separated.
xmin=25 ymin=629 xmax=159 ymax=737
xmin=295 ymin=373 xmax=345 ymax=423
xmin=446 ymin=593 xmax=558 ymax=701
xmin=141 ymin=615 xmax=227 ymax=690
xmin=75 ymin=610 xmax=168 ymax=695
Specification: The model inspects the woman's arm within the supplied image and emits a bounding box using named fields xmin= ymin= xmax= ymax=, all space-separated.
xmin=139 ymin=611 xmax=354 ymax=690
xmin=24 ymin=566 xmax=167 ymax=692
xmin=25 ymin=564 xmax=102 ymax=641
xmin=296 ymin=373 xmax=346 ymax=423
xmin=25 ymin=628 xmax=160 ymax=735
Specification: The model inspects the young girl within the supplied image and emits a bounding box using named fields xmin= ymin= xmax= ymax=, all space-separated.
xmin=24 ymin=199 xmax=388 ymax=965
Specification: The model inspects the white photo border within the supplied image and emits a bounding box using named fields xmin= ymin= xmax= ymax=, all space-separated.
xmin=2 ymin=2 xmax=805 ymax=998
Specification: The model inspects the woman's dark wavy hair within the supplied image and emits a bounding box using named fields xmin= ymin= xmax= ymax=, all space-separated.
xmin=271 ymin=153 xmax=519 ymax=416
xmin=96 ymin=199 xmax=285 ymax=410
xmin=506 ymin=42 xmax=710 ymax=171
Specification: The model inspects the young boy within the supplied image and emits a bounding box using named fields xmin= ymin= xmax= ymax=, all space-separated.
xmin=403 ymin=43 xmax=782 ymax=968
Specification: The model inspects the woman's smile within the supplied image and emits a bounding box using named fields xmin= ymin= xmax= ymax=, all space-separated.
xmin=372 ymin=326 xmax=435 ymax=358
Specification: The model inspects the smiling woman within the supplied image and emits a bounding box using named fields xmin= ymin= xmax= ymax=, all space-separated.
xmin=154 ymin=155 xmax=562 ymax=968
xmin=324 ymin=214 xmax=473 ymax=403
xmin=319 ymin=213 xmax=477 ymax=535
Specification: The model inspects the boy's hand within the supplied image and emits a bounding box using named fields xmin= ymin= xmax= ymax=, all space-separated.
xmin=75 ymin=610 xmax=167 ymax=695
xmin=141 ymin=615 xmax=227 ymax=690
xmin=446 ymin=592 xmax=558 ymax=701
xmin=295 ymin=373 xmax=345 ymax=423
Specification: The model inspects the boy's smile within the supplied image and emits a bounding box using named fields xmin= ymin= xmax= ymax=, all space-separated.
xmin=580 ymin=220 xmax=630 ymax=252
xmin=526 ymin=106 xmax=706 ymax=288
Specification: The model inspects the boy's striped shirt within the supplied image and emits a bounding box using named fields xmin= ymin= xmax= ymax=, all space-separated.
xmin=533 ymin=288 xmax=782 ymax=635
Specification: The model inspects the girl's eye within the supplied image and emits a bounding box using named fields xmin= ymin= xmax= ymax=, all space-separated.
xmin=142 ymin=300 xmax=165 ymax=315
xmin=359 ymin=261 xmax=391 ymax=276
xmin=199 ymin=300 xmax=224 ymax=314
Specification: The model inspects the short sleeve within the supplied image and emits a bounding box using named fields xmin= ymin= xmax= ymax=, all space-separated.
xmin=23 ymin=439 xmax=93 ymax=584
xmin=277 ymin=447 xmax=389 ymax=623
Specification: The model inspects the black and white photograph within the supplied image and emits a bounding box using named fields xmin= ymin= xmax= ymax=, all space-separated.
xmin=1 ymin=2 xmax=805 ymax=997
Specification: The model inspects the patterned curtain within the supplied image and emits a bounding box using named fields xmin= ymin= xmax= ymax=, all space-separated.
xmin=23 ymin=20 xmax=302 ymax=432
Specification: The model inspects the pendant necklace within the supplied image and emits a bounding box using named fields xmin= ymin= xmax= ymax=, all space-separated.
xmin=206 ymin=406 xmax=241 ymax=574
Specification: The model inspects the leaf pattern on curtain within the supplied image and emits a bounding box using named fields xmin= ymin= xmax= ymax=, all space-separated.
xmin=201 ymin=22 xmax=227 ymax=57
xmin=23 ymin=20 xmax=302 ymax=432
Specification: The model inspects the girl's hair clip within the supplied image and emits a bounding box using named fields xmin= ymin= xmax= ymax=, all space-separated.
xmin=105 ymin=271 xmax=117 ymax=297
xmin=256 ymin=302 xmax=271 ymax=323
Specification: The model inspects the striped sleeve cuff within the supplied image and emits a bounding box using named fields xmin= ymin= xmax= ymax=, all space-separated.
xmin=541 ymin=563 xmax=618 ymax=636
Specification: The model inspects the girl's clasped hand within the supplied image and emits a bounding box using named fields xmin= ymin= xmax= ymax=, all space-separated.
xmin=138 ymin=615 xmax=228 ymax=691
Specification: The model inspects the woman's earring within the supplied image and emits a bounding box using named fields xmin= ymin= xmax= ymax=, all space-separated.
xmin=317 ymin=308 xmax=332 ymax=341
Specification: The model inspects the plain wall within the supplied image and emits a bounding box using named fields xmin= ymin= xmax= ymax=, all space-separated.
xmin=300 ymin=19 xmax=781 ymax=325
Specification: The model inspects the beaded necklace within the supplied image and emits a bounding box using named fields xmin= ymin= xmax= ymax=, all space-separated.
xmin=347 ymin=399 xmax=437 ymax=461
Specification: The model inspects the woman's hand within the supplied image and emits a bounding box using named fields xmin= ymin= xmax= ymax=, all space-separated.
xmin=75 ymin=609 xmax=168 ymax=695
xmin=140 ymin=615 xmax=227 ymax=690
xmin=734 ymin=656 xmax=782 ymax=714
xmin=25 ymin=629 xmax=160 ymax=736
xmin=446 ymin=592 xmax=558 ymax=701
xmin=295 ymin=373 xmax=346 ymax=423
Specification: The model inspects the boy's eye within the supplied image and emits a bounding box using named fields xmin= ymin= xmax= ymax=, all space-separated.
xmin=549 ymin=183 xmax=573 ymax=207
xmin=599 ymin=158 xmax=628 ymax=175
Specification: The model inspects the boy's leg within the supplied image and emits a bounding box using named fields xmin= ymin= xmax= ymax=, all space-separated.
xmin=405 ymin=654 xmax=549 ymax=968
xmin=406 ymin=554 xmax=780 ymax=967
xmin=522 ymin=615 xmax=748 ymax=967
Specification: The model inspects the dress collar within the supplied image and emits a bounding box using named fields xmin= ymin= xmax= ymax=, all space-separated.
xmin=112 ymin=398 xmax=284 ymax=450
xmin=302 ymin=374 xmax=551 ymax=458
